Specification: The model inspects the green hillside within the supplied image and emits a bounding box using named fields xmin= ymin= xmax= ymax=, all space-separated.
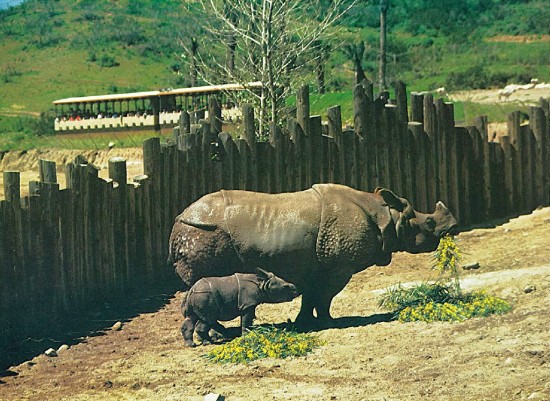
xmin=0 ymin=0 xmax=549 ymax=145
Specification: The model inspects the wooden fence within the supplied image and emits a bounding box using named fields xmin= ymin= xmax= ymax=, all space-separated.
xmin=0 ymin=81 xmax=548 ymax=356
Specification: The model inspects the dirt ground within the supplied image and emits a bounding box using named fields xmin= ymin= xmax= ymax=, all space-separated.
xmin=0 ymin=198 xmax=549 ymax=400
xmin=1 ymin=88 xmax=549 ymax=400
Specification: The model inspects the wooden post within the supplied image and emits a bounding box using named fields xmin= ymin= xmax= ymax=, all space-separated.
xmin=142 ymin=137 xmax=161 ymax=270
xmin=530 ymin=106 xmax=549 ymax=206
xmin=109 ymin=157 xmax=127 ymax=186
xmin=409 ymin=122 xmax=428 ymax=212
xmin=39 ymin=160 xmax=57 ymax=184
xmin=394 ymin=81 xmax=408 ymax=124
xmin=179 ymin=109 xmax=190 ymax=134
xmin=521 ymin=125 xmax=536 ymax=211
xmin=327 ymin=105 xmax=342 ymax=139
xmin=500 ymin=135 xmax=515 ymax=214
xmin=354 ymin=84 xmax=368 ymax=140
xmin=220 ymin=132 xmax=240 ymax=190
xmin=360 ymin=78 xmax=374 ymax=101
xmin=327 ymin=105 xmax=343 ymax=184
xmin=410 ymin=92 xmax=424 ymax=124
xmin=143 ymin=137 xmax=161 ymax=178
xmin=423 ymin=94 xmax=436 ymax=138
xmin=309 ymin=115 xmax=323 ymax=185
xmin=209 ymin=97 xmax=222 ymax=136
xmin=269 ymin=122 xmax=284 ymax=192
xmin=507 ymin=111 xmax=524 ymax=213
xmin=3 ymin=171 xmax=20 ymax=203
xmin=296 ymin=85 xmax=310 ymax=136
xmin=474 ymin=115 xmax=493 ymax=218
xmin=242 ymin=103 xmax=255 ymax=145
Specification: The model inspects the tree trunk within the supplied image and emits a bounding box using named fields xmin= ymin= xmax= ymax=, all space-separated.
xmin=226 ymin=35 xmax=236 ymax=75
xmin=317 ymin=62 xmax=326 ymax=94
xmin=378 ymin=0 xmax=388 ymax=92
xmin=190 ymin=37 xmax=199 ymax=87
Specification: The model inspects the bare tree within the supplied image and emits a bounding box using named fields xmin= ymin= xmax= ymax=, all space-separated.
xmin=189 ymin=37 xmax=200 ymax=87
xmin=313 ymin=40 xmax=331 ymax=94
xmin=185 ymin=0 xmax=353 ymax=138
xmin=378 ymin=0 xmax=388 ymax=92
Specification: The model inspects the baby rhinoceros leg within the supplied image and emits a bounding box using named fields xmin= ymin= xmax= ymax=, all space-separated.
xmin=181 ymin=316 xmax=197 ymax=347
xmin=195 ymin=320 xmax=213 ymax=345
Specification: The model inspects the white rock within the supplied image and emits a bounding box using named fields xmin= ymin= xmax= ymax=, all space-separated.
xmin=45 ymin=348 xmax=57 ymax=357
xmin=112 ymin=321 xmax=123 ymax=331
xmin=204 ymin=393 xmax=225 ymax=401
xmin=57 ymin=344 xmax=70 ymax=353
xmin=524 ymin=284 xmax=536 ymax=294
xmin=463 ymin=262 xmax=480 ymax=270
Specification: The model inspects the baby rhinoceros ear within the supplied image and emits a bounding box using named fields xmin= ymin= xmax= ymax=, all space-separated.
xmin=255 ymin=267 xmax=274 ymax=281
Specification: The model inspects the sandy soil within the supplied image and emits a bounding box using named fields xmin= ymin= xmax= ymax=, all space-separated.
xmin=0 ymin=200 xmax=549 ymax=400
xmin=449 ymin=88 xmax=550 ymax=106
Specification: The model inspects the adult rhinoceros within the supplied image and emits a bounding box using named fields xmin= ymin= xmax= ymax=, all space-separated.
xmin=168 ymin=184 xmax=458 ymax=326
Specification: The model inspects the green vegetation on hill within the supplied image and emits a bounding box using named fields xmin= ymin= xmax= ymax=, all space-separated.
xmin=0 ymin=0 xmax=548 ymax=148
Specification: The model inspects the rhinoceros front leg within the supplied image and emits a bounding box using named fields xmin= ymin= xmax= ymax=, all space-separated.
xmin=295 ymin=271 xmax=353 ymax=327
xmin=240 ymin=306 xmax=256 ymax=336
xmin=294 ymin=292 xmax=316 ymax=327
xmin=181 ymin=316 xmax=197 ymax=347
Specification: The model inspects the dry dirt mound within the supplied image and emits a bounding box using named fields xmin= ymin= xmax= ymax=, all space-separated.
xmin=1 ymin=207 xmax=549 ymax=401
xmin=449 ymin=87 xmax=550 ymax=105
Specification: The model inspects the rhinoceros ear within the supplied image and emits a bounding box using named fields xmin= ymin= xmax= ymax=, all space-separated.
xmin=255 ymin=267 xmax=273 ymax=281
xmin=375 ymin=187 xmax=406 ymax=212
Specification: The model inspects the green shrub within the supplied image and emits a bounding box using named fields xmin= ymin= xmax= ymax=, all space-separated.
xmin=379 ymin=235 xmax=511 ymax=323
xmin=99 ymin=54 xmax=120 ymax=68
xmin=204 ymin=327 xmax=324 ymax=364
xmin=398 ymin=291 xmax=511 ymax=322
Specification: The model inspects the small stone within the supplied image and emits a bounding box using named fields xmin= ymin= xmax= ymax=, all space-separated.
xmin=45 ymin=348 xmax=57 ymax=357
xmin=504 ymin=357 xmax=513 ymax=365
xmin=463 ymin=262 xmax=480 ymax=270
xmin=204 ymin=394 xmax=225 ymax=401
xmin=503 ymin=228 xmax=511 ymax=233
xmin=57 ymin=344 xmax=69 ymax=353
xmin=527 ymin=392 xmax=542 ymax=400
xmin=524 ymin=285 xmax=536 ymax=294
xmin=112 ymin=321 xmax=123 ymax=331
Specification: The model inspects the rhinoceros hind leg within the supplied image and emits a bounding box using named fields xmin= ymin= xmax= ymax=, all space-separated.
xmin=195 ymin=321 xmax=213 ymax=345
xmin=169 ymin=223 xmax=240 ymax=286
xmin=209 ymin=321 xmax=229 ymax=342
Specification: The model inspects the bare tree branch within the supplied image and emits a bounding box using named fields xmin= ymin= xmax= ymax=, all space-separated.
xmin=183 ymin=0 xmax=355 ymax=138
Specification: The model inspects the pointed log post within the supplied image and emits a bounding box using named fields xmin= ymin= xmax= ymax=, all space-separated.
xmin=296 ymin=85 xmax=310 ymax=136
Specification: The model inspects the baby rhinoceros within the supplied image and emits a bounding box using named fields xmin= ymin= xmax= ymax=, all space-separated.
xmin=181 ymin=268 xmax=298 ymax=347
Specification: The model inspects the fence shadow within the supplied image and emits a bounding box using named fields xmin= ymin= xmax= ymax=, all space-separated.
xmin=214 ymin=312 xmax=395 ymax=342
xmin=0 ymin=279 xmax=181 ymax=373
